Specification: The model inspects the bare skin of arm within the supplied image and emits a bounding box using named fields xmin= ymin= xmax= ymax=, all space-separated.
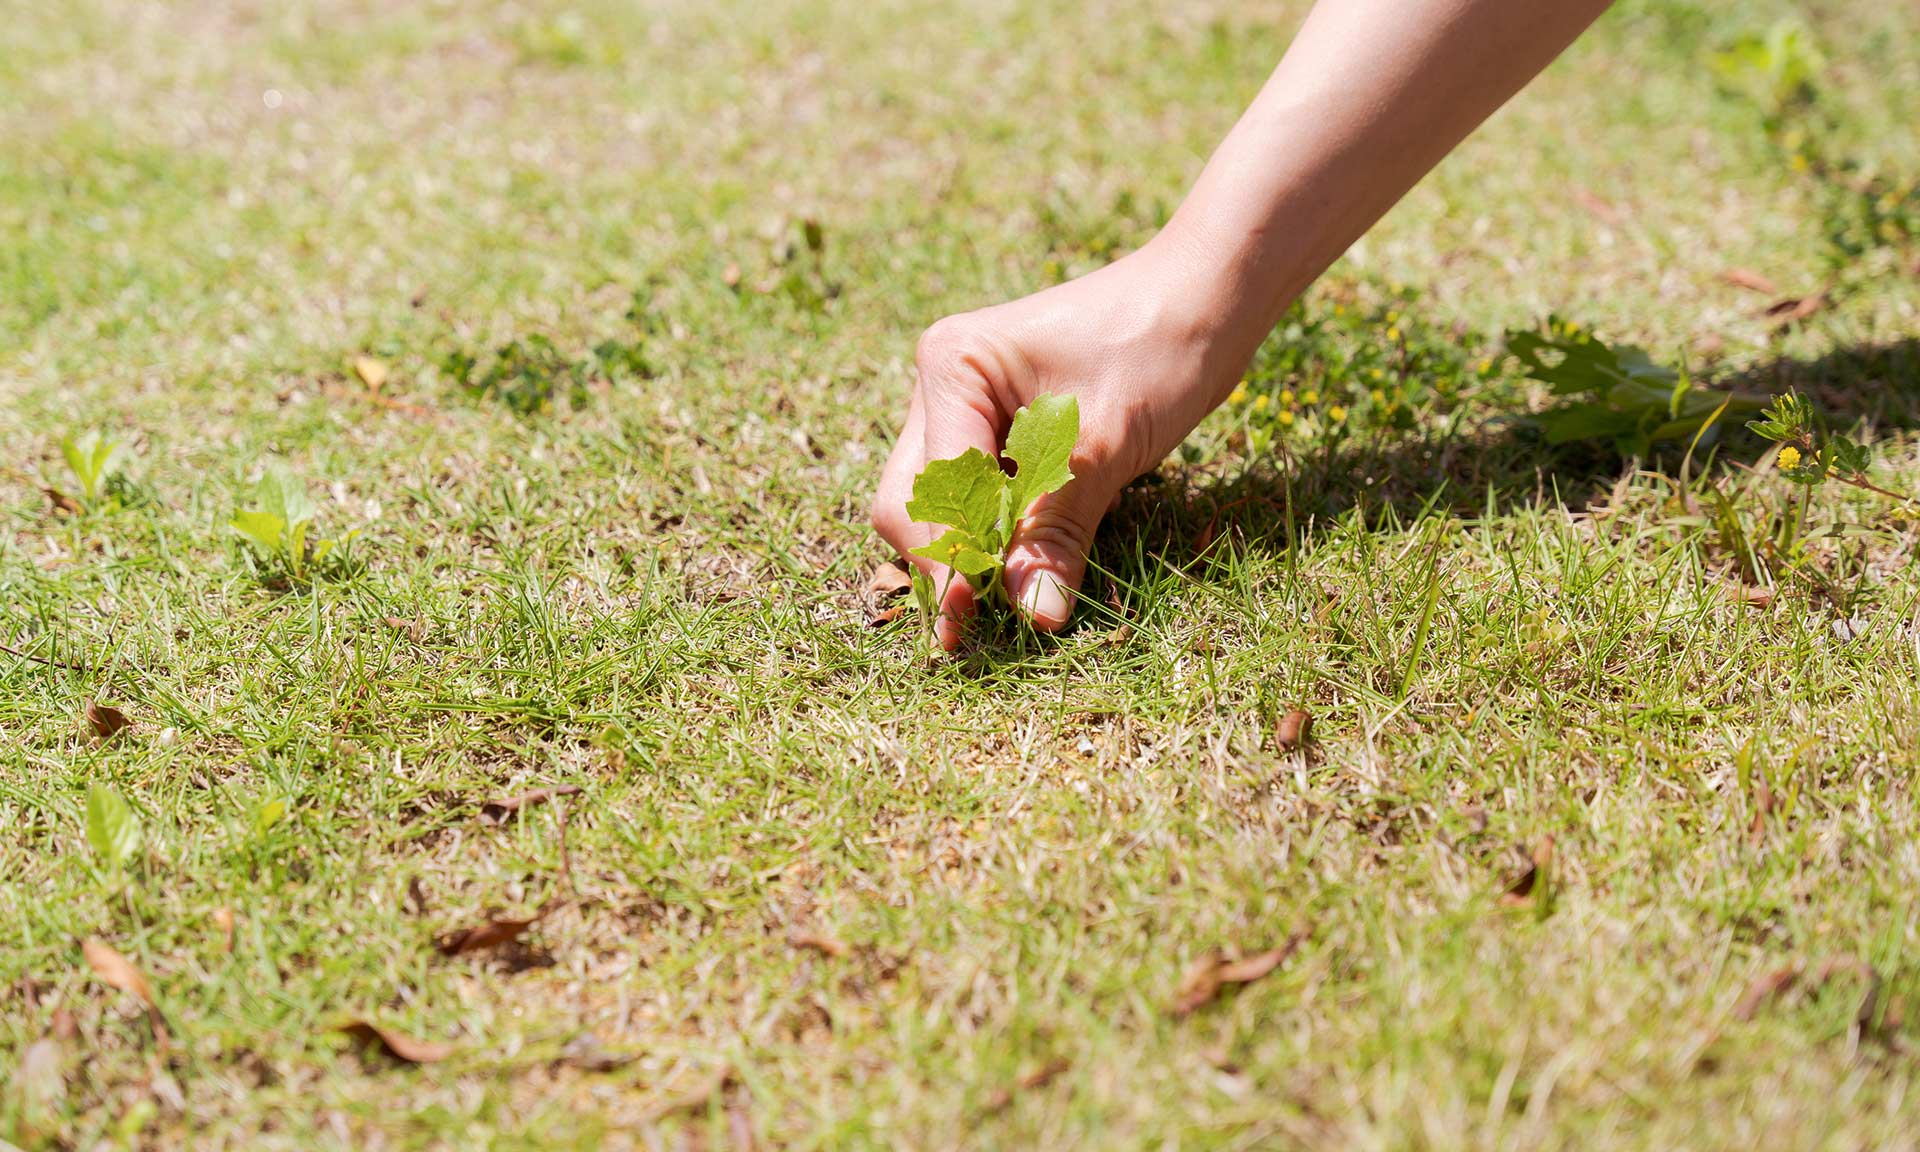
xmin=872 ymin=0 xmax=1613 ymax=649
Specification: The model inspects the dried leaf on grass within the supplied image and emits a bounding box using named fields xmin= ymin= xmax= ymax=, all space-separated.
xmin=866 ymin=603 xmax=906 ymax=627
xmin=983 ymin=1057 xmax=1072 ymax=1114
xmin=84 ymin=700 xmax=132 ymax=740
xmin=1726 ymin=584 xmax=1775 ymax=608
xmin=44 ymin=486 xmax=82 ymax=515
xmin=478 ymin=784 xmax=582 ymax=824
xmin=1763 ymin=292 xmax=1826 ymax=326
xmin=788 ymin=932 xmax=849 ymax=958
xmin=866 ymin=562 xmax=913 ymax=597
xmin=436 ymin=912 xmax=542 ymax=957
xmin=1169 ymin=928 xmax=1308 ymax=1016
xmin=338 ymin=1020 xmax=454 ymax=1064
xmin=353 ymin=356 xmax=390 ymax=392
xmin=1498 ymin=836 xmax=1555 ymax=907
xmin=213 ymin=907 xmax=235 ymax=953
xmin=82 ymin=937 xmax=168 ymax=1043
xmin=1734 ymin=965 xmax=1801 ymax=1021
xmin=1721 ymin=267 xmax=1779 ymax=295
xmin=1275 ymin=708 xmax=1313 ymax=751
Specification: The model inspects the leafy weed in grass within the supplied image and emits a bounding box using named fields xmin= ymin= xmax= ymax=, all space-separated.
xmin=228 ymin=461 xmax=359 ymax=586
xmin=907 ymin=393 xmax=1078 ymax=619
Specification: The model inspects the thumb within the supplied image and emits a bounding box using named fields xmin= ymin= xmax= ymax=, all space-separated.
xmin=1002 ymin=477 xmax=1110 ymax=631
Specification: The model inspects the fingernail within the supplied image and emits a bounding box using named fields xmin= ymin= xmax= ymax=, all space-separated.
xmin=1018 ymin=571 xmax=1072 ymax=629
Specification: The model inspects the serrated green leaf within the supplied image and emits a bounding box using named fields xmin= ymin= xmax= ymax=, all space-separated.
xmin=905 ymin=448 xmax=1007 ymax=540
xmin=1002 ymin=394 xmax=1078 ymax=528
xmin=86 ymin=783 xmax=140 ymax=869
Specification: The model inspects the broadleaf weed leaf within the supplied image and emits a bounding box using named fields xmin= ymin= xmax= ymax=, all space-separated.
xmin=87 ymin=783 xmax=140 ymax=870
xmin=1002 ymin=394 xmax=1078 ymax=528
xmin=905 ymin=449 xmax=1007 ymax=542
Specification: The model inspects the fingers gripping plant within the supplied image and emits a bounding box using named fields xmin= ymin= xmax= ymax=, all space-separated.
xmin=905 ymin=394 xmax=1079 ymax=624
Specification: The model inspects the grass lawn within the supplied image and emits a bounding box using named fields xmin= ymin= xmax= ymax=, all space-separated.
xmin=5 ymin=0 xmax=1920 ymax=1147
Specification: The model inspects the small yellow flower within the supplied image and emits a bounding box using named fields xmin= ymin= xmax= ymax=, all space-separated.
xmin=1300 ymin=389 xmax=1320 ymax=406
xmin=1370 ymin=388 xmax=1386 ymax=406
xmin=1279 ymin=388 xmax=1295 ymax=406
xmin=1386 ymin=326 xmax=1401 ymax=342
xmin=1790 ymin=153 xmax=1810 ymax=173
xmin=1477 ymin=358 xmax=1492 ymax=373
xmin=1369 ymin=367 xmax=1384 ymax=381
xmin=1328 ymin=405 xmax=1348 ymax=423
xmin=1278 ymin=410 xmax=1295 ymax=426
xmin=1386 ymin=310 xmax=1400 ymax=324
xmin=1252 ymin=393 xmax=1270 ymax=411
xmin=1777 ymin=446 xmax=1802 ymax=470
xmin=1564 ymin=320 xmax=1581 ymax=333
xmin=1333 ymin=303 xmax=1346 ymax=316
xmin=1228 ymin=384 xmax=1249 ymax=405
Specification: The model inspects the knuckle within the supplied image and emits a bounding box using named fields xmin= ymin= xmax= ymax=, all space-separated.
xmin=914 ymin=315 xmax=984 ymax=387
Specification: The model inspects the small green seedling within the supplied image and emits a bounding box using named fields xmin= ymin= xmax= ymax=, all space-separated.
xmin=1506 ymin=319 xmax=1767 ymax=455
xmin=229 ymin=462 xmax=358 ymax=583
xmin=50 ymin=430 xmax=128 ymax=510
xmin=905 ymin=394 xmax=1078 ymax=622
xmin=87 ymin=783 xmax=141 ymax=873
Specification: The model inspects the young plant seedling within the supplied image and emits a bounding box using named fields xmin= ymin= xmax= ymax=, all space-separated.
xmin=229 ymin=462 xmax=359 ymax=584
xmin=905 ymin=394 xmax=1079 ymax=628
xmin=48 ymin=430 xmax=128 ymax=511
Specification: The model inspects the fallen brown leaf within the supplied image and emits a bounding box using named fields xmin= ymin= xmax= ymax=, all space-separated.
xmin=353 ymin=356 xmax=390 ymax=392
xmin=43 ymin=486 xmax=82 ymax=515
xmin=866 ymin=562 xmax=913 ymax=597
xmin=436 ymin=912 xmax=541 ymax=956
xmin=1170 ymin=929 xmax=1307 ymax=1016
xmin=84 ymin=700 xmax=132 ymax=740
xmin=1570 ymin=185 xmax=1623 ymax=226
xmin=478 ymin=784 xmax=582 ymax=824
xmin=338 ymin=1020 xmax=454 ymax=1064
xmin=866 ymin=603 xmax=906 ymax=627
xmin=213 ymin=907 xmax=235 ymax=953
xmin=722 ymin=262 xmax=743 ymax=289
xmin=1726 ymin=584 xmax=1775 ymax=608
xmin=789 ymin=932 xmax=849 ymax=958
xmin=1105 ymin=623 xmax=1134 ymax=646
xmin=82 ymin=937 xmax=153 ymax=1006
xmin=1720 ymin=267 xmax=1779 ymax=295
xmin=382 ymin=615 xmax=426 ymax=641
xmin=405 ymin=877 xmax=431 ymax=917
xmin=1275 ymin=708 xmax=1313 ymax=751
xmin=1734 ymin=965 xmax=1801 ymax=1021
xmin=1763 ymin=292 xmax=1825 ymax=326
xmin=1498 ymin=836 xmax=1555 ymax=907
xmin=82 ymin=937 xmax=168 ymax=1043
xmin=556 ymin=1031 xmax=637 ymax=1073
xmin=983 ymin=1057 xmax=1072 ymax=1114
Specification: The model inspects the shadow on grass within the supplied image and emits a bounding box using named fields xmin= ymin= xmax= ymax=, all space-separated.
xmin=1090 ymin=336 xmax=1920 ymax=588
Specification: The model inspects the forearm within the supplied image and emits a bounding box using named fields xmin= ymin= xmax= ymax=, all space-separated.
xmin=1157 ymin=0 xmax=1612 ymax=390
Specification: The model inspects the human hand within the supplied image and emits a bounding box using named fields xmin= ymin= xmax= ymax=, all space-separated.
xmin=871 ymin=237 xmax=1246 ymax=649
